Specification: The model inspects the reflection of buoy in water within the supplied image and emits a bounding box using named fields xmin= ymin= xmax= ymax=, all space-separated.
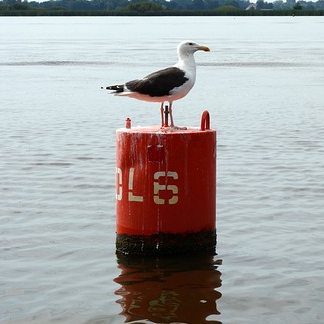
xmin=115 ymin=110 xmax=217 ymax=255
xmin=114 ymin=254 xmax=222 ymax=323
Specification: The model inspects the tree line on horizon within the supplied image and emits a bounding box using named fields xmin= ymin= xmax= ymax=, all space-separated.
xmin=1 ymin=0 xmax=324 ymax=14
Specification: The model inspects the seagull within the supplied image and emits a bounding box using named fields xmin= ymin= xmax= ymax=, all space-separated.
xmin=102 ymin=40 xmax=210 ymax=128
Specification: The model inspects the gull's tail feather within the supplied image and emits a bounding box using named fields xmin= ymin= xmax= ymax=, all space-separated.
xmin=101 ymin=84 xmax=125 ymax=93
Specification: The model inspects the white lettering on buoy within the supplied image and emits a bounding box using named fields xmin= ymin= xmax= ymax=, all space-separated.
xmin=128 ymin=167 xmax=144 ymax=202
xmin=116 ymin=168 xmax=178 ymax=205
xmin=153 ymin=171 xmax=179 ymax=205
xmin=116 ymin=167 xmax=122 ymax=201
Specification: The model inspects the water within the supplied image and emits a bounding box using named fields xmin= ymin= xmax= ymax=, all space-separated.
xmin=1 ymin=16 xmax=324 ymax=323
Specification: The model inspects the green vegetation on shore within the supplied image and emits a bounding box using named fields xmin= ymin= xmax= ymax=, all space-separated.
xmin=1 ymin=0 xmax=324 ymax=16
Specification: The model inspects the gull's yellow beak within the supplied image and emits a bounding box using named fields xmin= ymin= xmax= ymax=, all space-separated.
xmin=198 ymin=45 xmax=210 ymax=52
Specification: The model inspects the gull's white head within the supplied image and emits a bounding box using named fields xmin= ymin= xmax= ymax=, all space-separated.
xmin=177 ymin=40 xmax=210 ymax=58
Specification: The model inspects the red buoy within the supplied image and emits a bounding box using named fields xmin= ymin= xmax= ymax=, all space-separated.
xmin=116 ymin=111 xmax=216 ymax=255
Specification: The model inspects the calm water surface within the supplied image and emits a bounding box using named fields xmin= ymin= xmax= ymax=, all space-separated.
xmin=1 ymin=16 xmax=324 ymax=323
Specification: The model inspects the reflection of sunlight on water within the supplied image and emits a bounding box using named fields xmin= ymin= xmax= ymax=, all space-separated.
xmin=114 ymin=254 xmax=222 ymax=323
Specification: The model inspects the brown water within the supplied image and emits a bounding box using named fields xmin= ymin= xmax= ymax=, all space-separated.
xmin=1 ymin=16 xmax=324 ymax=323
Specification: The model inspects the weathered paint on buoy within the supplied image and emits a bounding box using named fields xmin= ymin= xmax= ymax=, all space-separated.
xmin=116 ymin=111 xmax=216 ymax=255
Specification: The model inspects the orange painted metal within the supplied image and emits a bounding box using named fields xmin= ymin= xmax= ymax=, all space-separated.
xmin=116 ymin=113 xmax=216 ymax=236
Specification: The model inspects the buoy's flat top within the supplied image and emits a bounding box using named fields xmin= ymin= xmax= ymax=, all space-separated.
xmin=116 ymin=126 xmax=215 ymax=134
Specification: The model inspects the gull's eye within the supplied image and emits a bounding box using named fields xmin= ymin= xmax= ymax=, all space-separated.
xmin=188 ymin=42 xmax=194 ymax=46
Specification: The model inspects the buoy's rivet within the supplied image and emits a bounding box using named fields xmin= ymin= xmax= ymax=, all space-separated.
xmin=125 ymin=118 xmax=131 ymax=129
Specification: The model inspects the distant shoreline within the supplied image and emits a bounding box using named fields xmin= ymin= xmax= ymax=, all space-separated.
xmin=1 ymin=9 xmax=324 ymax=16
